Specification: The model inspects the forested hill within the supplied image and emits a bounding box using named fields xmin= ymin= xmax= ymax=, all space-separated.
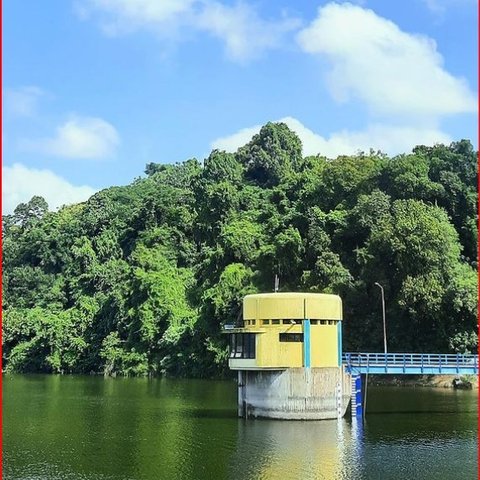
xmin=3 ymin=123 xmax=478 ymax=377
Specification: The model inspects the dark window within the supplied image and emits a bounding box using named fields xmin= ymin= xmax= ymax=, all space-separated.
xmin=311 ymin=320 xmax=318 ymax=325
xmin=279 ymin=333 xmax=304 ymax=342
xmin=247 ymin=334 xmax=255 ymax=358
xmin=229 ymin=333 xmax=256 ymax=359
xmin=262 ymin=319 xmax=270 ymax=325
xmin=272 ymin=319 xmax=280 ymax=325
xmin=232 ymin=333 xmax=243 ymax=358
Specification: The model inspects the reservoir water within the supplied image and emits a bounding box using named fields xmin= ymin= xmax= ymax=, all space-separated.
xmin=3 ymin=375 xmax=477 ymax=480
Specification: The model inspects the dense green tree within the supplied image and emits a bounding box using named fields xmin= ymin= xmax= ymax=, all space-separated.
xmin=354 ymin=199 xmax=475 ymax=351
xmin=2 ymin=123 xmax=477 ymax=376
xmin=12 ymin=195 xmax=49 ymax=228
xmin=380 ymin=154 xmax=444 ymax=201
xmin=203 ymin=150 xmax=243 ymax=184
xmin=236 ymin=122 xmax=302 ymax=186
xmin=317 ymin=153 xmax=386 ymax=211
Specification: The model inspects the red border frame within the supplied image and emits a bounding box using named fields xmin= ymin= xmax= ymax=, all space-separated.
xmin=0 ymin=2 xmax=477 ymax=479
xmin=1 ymin=0 xmax=4 ymax=476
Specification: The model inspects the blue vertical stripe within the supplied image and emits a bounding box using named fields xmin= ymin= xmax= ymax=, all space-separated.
xmin=303 ymin=319 xmax=311 ymax=368
xmin=337 ymin=321 xmax=342 ymax=366
xmin=355 ymin=374 xmax=363 ymax=418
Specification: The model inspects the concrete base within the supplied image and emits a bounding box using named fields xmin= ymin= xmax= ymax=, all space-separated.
xmin=237 ymin=367 xmax=351 ymax=420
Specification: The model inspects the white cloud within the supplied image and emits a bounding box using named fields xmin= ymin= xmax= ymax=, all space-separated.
xmin=211 ymin=116 xmax=451 ymax=158
xmin=423 ymin=0 xmax=445 ymax=12
xmin=76 ymin=0 xmax=196 ymax=35
xmin=196 ymin=2 xmax=299 ymax=62
xmin=77 ymin=0 xmax=299 ymax=62
xmin=297 ymin=2 xmax=476 ymax=118
xmin=4 ymin=86 xmax=45 ymax=117
xmin=314 ymin=123 xmax=452 ymax=157
xmin=25 ymin=116 xmax=120 ymax=159
xmin=3 ymin=163 xmax=97 ymax=214
xmin=212 ymin=124 xmax=262 ymax=152
xmin=422 ymin=0 xmax=476 ymax=14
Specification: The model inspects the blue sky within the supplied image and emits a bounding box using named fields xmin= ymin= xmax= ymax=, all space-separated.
xmin=3 ymin=0 xmax=477 ymax=213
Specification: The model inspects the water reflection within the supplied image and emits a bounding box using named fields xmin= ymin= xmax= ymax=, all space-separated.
xmin=349 ymin=418 xmax=365 ymax=479
xmin=3 ymin=376 xmax=477 ymax=480
xmin=229 ymin=417 xmax=367 ymax=480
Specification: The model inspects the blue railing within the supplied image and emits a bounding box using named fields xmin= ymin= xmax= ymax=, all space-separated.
xmin=342 ymin=352 xmax=478 ymax=375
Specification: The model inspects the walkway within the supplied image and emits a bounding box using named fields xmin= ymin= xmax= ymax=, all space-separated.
xmin=343 ymin=352 xmax=478 ymax=375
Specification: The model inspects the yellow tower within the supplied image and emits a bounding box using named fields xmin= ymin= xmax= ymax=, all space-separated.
xmin=227 ymin=292 xmax=342 ymax=370
xmin=224 ymin=292 xmax=350 ymax=419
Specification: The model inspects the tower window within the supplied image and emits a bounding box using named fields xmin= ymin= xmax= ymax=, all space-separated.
xmin=229 ymin=333 xmax=256 ymax=359
xmin=279 ymin=333 xmax=304 ymax=342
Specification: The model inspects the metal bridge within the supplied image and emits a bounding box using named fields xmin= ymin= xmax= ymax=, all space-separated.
xmin=341 ymin=352 xmax=478 ymax=418
xmin=343 ymin=352 xmax=478 ymax=375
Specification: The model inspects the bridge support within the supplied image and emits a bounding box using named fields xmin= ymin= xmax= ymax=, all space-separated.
xmin=350 ymin=373 xmax=363 ymax=418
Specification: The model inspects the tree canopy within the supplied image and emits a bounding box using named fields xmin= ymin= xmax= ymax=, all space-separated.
xmin=3 ymin=123 xmax=477 ymax=376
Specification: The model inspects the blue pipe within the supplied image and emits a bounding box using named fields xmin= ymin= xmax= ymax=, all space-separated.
xmin=337 ymin=321 xmax=342 ymax=367
xmin=303 ymin=319 xmax=311 ymax=368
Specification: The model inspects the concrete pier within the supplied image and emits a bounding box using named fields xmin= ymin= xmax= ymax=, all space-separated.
xmin=237 ymin=367 xmax=351 ymax=420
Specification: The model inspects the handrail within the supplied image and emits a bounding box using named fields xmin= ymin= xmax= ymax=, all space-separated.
xmin=342 ymin=352 xmax=478 ymax=369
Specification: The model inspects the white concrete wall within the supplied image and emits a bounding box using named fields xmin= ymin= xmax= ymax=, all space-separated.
xmin=239 ymin=367 xmax=351 ymax=420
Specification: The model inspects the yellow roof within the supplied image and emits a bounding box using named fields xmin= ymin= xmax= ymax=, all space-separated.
xmin=243 ymin=292 xmax=342 ymax=321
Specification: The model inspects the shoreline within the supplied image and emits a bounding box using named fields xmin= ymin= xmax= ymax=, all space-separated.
xmin=367 ymin=374 xmax=477 ymax=389
xmin=3 ymin=371 xmax=478 ymax=389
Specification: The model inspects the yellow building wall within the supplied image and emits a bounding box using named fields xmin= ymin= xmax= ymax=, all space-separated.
xmin=251 ymin=325 xmax=340 ymax=368
xmin=310 ymin=324 xmax=339 ymax=367
xmin=256 ymin=297 xmax=304 ymax=319
xmin=305 ymin=296 xmax=342 ymax=321
xmin=229 ymin=292 xmax=343 ymax=370
xmin=243 ymin=292 xmax=342 ymax=321
xmin=256 ymin=326 xmax=303 ymax=368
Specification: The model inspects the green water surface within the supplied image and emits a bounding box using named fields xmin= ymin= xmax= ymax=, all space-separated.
xmin=3 ymin=375 xmax=477 ymax=480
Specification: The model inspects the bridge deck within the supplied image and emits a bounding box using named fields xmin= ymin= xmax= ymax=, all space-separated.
xmin=342 ymin=352 xmax=478 ymax=375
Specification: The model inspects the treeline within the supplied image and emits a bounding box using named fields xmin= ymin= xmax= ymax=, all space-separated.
xmin=2 ymin=123 xmax=478 ymax=376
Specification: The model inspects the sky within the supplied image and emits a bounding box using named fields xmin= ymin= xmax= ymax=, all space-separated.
xmin=3 ymin=0 xmax=477 ymax=214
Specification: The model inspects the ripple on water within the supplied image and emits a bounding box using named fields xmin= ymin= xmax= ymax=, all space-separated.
xmin=3 ymin=376 xmax=477 ymax=480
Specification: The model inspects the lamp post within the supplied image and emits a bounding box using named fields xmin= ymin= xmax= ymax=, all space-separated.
xmin=374 ymin=282 xmax=387 ymax=355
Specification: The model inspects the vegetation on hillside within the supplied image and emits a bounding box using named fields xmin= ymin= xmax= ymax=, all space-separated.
xmin=3 ymin=123 xmax=478 ymax=376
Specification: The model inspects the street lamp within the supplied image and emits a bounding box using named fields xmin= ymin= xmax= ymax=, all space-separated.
xmin=374 ymin=282 xmax=387 ymax=355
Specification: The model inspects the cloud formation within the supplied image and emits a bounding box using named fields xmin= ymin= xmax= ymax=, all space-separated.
xmin=3 ymin=163 xmax=97 ymax=214
xmin=422 ymin=0 xmax=476 ymax=14
xmin=211 ymin=116 xmax=451 ymax=158
xmin=25 ymin=116 xmax=120 ymax=159
xmin=196 ymin=2 xmax=299 ymax=62
xmin=77 ymin=0 xmax=299 ymax=62
xmin=297 ymin=2 xmax=476 ymax=119
xmin=76 ymin=0 xmax=195 ymax=34
xmin=79 ymin=1 xmax=474 ymax=157
xmin=4 ymin=86 xmax=45 ymax=117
